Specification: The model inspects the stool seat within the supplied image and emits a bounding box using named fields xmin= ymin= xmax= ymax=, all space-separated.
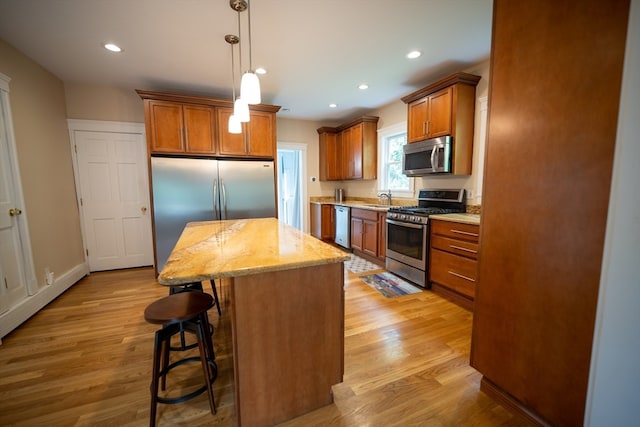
xmin=145 ymin=291 xmax=213 ymax=325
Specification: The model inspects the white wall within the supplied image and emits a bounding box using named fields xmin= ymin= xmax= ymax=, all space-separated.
xmin=586 ymin=0 xmax=640 ymax=425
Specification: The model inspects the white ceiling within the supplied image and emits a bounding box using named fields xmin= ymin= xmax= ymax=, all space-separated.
xmin=0 ymin=0 xmax=493 ymax=121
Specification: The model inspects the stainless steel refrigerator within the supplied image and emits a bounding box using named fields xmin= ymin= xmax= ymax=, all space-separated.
xmin=150 ymin=156 xmax=277 ymax=273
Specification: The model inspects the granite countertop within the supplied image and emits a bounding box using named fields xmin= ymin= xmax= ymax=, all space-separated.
xmin=310 ymin=200 xmax=391 ymax=211
xmin=429 ymin=213 xmax=481 ymax=225
xmin=158 ymin=218 xmax=350 ymax=285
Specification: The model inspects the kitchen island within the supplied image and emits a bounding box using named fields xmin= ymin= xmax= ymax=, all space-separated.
xmin=158 ymin=218 xmax=350 ymax=427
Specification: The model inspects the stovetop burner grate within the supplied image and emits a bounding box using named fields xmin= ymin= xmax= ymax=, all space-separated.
xmin=387 ymin=206 xmax=462 ymax=216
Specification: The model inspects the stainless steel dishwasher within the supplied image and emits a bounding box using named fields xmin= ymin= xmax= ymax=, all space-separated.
xmin=334 ymin=205 xmax=350 ymax=249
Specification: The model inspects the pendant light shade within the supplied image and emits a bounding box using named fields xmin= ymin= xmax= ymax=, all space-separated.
xmin=240 ymin=72 xmax=261 ymax=105
xmin=234 ymin=97 xmax=250 ymax=122
xmin=225 ymin=34 xmax=244 ymax=133
xmin=228 ymin=114 xmax=242 ymax=134
xmin=231 ymin=0 xmax=262 ymax=105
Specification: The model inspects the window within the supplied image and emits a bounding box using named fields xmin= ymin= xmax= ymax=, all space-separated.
xmin=378 ymin=123 xmax=413 ymax=197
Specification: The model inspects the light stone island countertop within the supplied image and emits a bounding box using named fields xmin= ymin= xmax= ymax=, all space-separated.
xmin=429 ymin=213 xmax=481 ymax=225
xmin=158 ymin=217 xmax=350 ymax=285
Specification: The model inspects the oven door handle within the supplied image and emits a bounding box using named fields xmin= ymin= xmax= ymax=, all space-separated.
xmin=386 ymin=218 xmax=425 ymax=229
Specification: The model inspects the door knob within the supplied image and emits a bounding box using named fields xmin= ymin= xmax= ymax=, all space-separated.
xmin=141 ymin=207 xmax=147 ymax=213
xmin=9 ymin=208 xmax=22 ymax=216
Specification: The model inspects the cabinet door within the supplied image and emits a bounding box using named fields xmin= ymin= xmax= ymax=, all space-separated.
xmin=326 ymin=133 xmax=342 ymax=180
xmin=247 ymin=110 xmax=275 ymax=157
xmin=362 ymin=219 xmax=378 ymax=256
xmin=430 ymin=248 xmax=477 ymax=298
xmin=342 ymin=124 xmax=363 ymax=179
xmin=321 ymin=204 xmax=335 ymax=240
xmin=310 ymin=203 xmax=322 ymax=239
xmin=183 ymin=104 xmax=216 ymax=154
xmin=407 ymin=97 xmax=429 ymax=143
xmin=148 ymin=100 xmax=184 ymax=153
xmin=428 ymin=87 xmax=453 ymax=137
xmin=350 ymin=217 xmax=363 ymax=251
xmin=217 ymin=107 xmax=247 ymax=156
xmin=377 ymin=212 xmax=386 ymax=260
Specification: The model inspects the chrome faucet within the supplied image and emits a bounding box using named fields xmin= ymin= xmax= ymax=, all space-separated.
xmin=378 ymin=190 xmax=392 ymax=206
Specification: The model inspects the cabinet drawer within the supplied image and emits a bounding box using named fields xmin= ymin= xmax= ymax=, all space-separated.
xmin=430 ymin=220 xmax=479 ymax=243
xmin=431 ymin=235 xmax=478 ymax=259
xmin=351 ymin=208 xmax=378 ymax=221
xmin=429 ymin=249 xmax=477 ymax=298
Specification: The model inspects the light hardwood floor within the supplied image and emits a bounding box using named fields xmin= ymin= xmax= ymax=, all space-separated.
xmin=0 ymin=266 xmax=526 ymax=426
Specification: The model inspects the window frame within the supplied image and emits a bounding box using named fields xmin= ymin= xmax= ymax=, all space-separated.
xmin=377 ymin=122 xmax=414 ymax=198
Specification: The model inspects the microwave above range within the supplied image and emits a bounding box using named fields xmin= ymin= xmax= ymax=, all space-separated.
xmin=402 ymin=136 xmax=452 ymax=176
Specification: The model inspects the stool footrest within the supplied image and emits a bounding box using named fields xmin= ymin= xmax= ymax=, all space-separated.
xmin=156 ymin=358 xmax=218 ymax=405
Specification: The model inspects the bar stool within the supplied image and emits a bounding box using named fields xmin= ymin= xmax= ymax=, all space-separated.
xmin=144 ymin=291 xmax=217 ymax=427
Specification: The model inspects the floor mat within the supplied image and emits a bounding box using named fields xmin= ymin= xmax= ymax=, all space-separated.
xmin=344 ymin=253 xmax=382 ymax=274
xmin=359 ymin=272 xmax=423 ymax=298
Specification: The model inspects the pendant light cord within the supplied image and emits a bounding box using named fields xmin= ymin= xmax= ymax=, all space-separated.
xmin=230 ymin=42 xmax=236 ymax=101
xmin=247 ymin=0 xmax=253 ymax=72
xmin=237 ymin=10 xmax=243 ymax=77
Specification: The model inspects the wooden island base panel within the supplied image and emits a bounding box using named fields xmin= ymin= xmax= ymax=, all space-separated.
xmin=157 ymin=218 xmax=349 ymax=427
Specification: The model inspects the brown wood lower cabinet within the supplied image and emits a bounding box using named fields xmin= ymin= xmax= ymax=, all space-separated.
xmin=429 ymin=219 xmax=479 ymax=310
xmin=310 ymin=203 xmax=335 ymax=241
xmin=351 ymin=208 xmax=386 ymax=264
xmin=377 ymin=211 xmax=386 ymax=261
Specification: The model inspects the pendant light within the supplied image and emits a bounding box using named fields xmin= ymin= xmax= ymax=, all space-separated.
xmin=230 ymin=0 xmax=261 ymax=105
xmin=225 ymin=34 xmax=243 ymax=134
xmin=233 ymin=9 xmax=250 ymax=122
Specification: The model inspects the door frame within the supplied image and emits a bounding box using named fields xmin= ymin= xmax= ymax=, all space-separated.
xmin=0 ymin=73 xmax=37 ymax=297
xmin=67 ymin=119 xmax=148 ymax=268
xmin=277 ymin=141 xmax=308 ymax=232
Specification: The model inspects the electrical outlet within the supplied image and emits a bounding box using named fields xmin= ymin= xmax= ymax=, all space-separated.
xmin=44 ymin=267 xmax=54 ymax=285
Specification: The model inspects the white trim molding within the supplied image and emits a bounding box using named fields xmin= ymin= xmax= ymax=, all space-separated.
xmin=0 ymin=262 xmax=89 ymax=341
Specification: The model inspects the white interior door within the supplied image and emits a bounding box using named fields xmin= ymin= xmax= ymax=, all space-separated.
xmin=74 ymin=129 xmax=153 ymax=271
xmin=0 ymin=98 xmax=27 ymax=314
xmin=277 ymin=142 xmax=307 ymax=232
xmin=0 ymin=74 xmax=36 ymax=314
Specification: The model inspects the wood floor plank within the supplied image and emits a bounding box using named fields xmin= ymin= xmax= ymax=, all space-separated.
xmin=0 ymin=266 xmax=524 ymax=426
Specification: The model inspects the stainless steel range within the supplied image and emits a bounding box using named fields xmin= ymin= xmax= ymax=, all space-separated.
xmin=385 ymin=189 xmax=466 ymax=287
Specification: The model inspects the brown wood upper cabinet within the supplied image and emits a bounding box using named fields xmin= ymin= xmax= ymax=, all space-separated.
xmin=406 ymin=87 xmax=453 ymax=142
xmin=317 ymin=116 xmax=378 ymax=181
xmin=318 ymin=130 xmax=342 ymax=180
xmin=146 ymin=100 xmax=216 ymax=154
xmin=137 ymin=89 xmax=280 ymax=158
xmin=217 ymin=107 xmax=276 ymax=158
xmin=402 ymin=73 xmax=480 ymax=174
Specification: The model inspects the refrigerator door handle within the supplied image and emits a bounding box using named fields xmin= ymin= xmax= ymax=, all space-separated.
xmin=213 ymin=179 xmax=219 ymax=219
xmin=221 ymin=179 xmax=227 ymax=219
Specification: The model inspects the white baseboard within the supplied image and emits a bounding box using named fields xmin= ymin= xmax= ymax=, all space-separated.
xmin=0 ymin=262 xmax=89 ymax=341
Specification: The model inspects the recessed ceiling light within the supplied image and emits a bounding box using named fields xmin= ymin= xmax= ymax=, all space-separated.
xmin=103 ymin=43 xmax=122 ymax=53
xmin=255 ymin=67 xmax=267 ymax=74
xmin=358 ymin=84 xmax=369 ymax=90
xmin=329 ymin=103 xmax=337 ymax=108
xmin=407 ymin=50 xmax=421 ymax=59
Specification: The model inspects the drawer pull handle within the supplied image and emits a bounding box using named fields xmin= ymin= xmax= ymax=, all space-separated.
xmin=451 ymin=229 xmax=479 ymax=237
xmin=448 ymin=271 xmax=476 ymax=282
xmin=449 ymin=244 xmax=477 ymax=254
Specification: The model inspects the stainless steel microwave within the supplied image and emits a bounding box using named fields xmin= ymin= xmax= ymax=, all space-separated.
xmin=402 ymin=136 xmax=452 ymax=176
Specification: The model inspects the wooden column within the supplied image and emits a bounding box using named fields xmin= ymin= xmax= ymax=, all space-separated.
xmin=470 ymin=0 xmax=630 ymax=426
